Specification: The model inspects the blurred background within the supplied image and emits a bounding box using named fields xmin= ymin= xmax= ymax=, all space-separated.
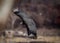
xmin=0 ymin=0 xmax=60 ymax=43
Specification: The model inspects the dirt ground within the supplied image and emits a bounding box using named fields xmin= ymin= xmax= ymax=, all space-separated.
xmin=0 ymin=27 xmax=60 ymax=43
